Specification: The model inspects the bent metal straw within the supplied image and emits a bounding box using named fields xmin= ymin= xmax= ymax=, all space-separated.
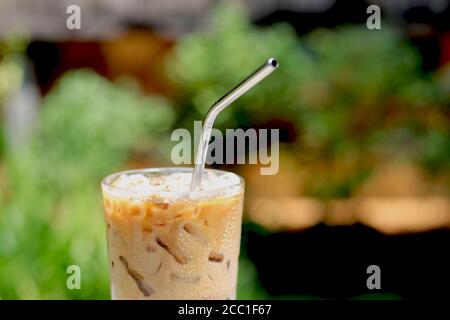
xmin=190 ymin=58 xmax=279 ymax=192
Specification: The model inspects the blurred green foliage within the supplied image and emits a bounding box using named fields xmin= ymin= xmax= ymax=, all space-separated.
xmin=168 ymin=3 xmax=449 ymax=197
xmin=33 ymin=70 xmax=173 ymax=188
xmin=303 ymin=26 xmax=448 ymax=164
xmin=0 ymin=70 xmax=174 ymax=299
xmin=167 ymin=3 xmax=314 ymax=128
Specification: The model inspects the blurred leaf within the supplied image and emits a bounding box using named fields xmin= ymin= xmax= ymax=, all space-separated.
xmin=0 ymin=69 xmax=174 ymax=299
xmin=167 ymin=2 xmax=314 ymax=129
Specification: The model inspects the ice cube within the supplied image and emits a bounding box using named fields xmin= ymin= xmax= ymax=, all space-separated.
xmin=113 ymin=174 xmax=130 ymax=188
xmin=218 ymin=172 xmax=240 ymax=187
xmin=113 ymin=173 xmax=151 ymax=189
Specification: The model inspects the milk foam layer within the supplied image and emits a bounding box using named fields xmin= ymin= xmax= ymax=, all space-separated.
xmin=104 ymin=169 xmax=242 ymax=200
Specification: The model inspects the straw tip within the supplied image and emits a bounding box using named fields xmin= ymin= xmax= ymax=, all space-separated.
xmin=268 ymin=58 xmax=279 ymax=68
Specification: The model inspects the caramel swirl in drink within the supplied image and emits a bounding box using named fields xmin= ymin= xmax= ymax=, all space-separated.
xmin=102 ymin=168 xmax=244 ymax=300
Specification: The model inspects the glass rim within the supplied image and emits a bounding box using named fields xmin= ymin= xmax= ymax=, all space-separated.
xmin=101 ymin=167 xmax=244 ymax=198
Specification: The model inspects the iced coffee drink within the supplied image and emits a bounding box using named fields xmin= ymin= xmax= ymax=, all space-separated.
xmin=101 ymin=168 xmax=244 ymax=300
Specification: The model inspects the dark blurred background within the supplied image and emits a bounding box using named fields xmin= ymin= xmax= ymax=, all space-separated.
xmin=0 ymin=0 xmax=449 ymax=299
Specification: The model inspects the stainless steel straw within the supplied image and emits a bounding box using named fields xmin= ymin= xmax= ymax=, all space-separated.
xmin=190 ymin=58 xmax=279 ymax=191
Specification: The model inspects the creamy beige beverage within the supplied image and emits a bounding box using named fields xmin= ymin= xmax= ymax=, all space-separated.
xmin=101 ymin=168 xmax=244 ymax=300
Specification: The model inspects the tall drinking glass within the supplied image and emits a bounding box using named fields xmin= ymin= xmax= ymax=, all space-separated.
xmin=101 ymin=168 xmax=244 ymax=300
